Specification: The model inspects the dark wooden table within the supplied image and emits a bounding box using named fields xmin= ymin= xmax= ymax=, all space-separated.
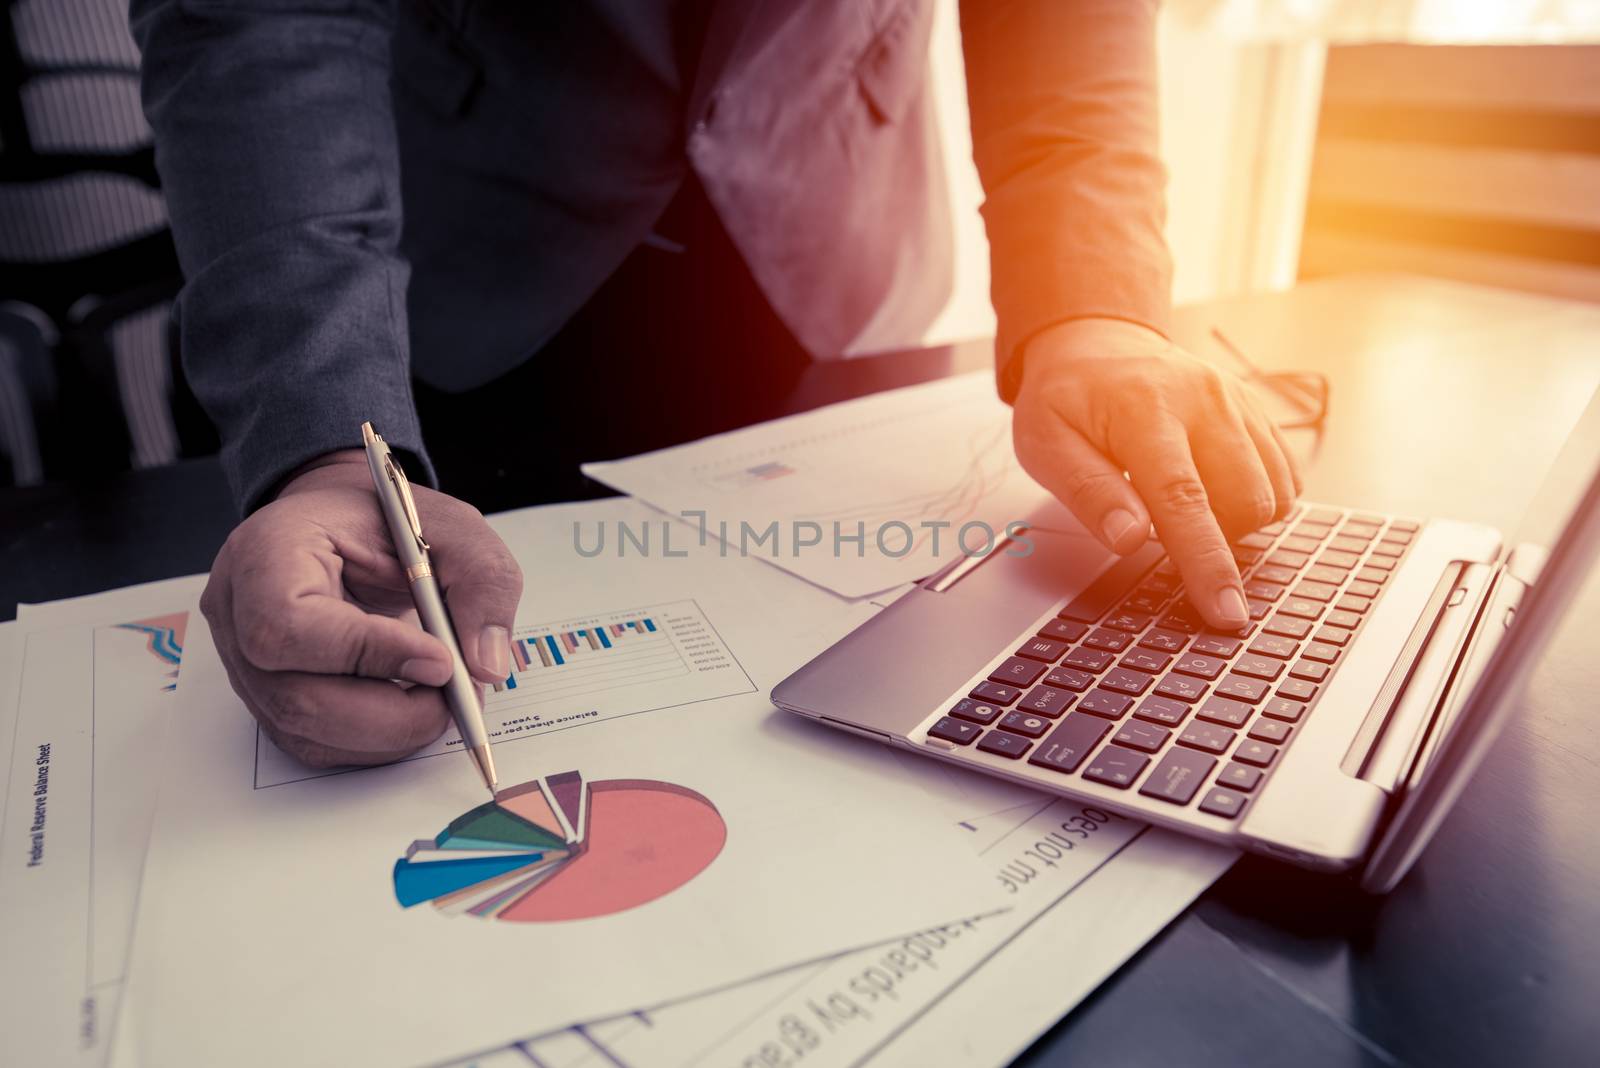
xmin=5 ymin=274 xmax=1598 ymax=1065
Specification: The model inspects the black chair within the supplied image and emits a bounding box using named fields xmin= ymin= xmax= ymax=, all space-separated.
xmin=0 ymin=0 xmax=214 ymax=488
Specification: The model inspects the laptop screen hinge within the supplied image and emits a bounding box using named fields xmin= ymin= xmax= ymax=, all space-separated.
xmin=1341 ymin=559 xmax=1502 ymax=790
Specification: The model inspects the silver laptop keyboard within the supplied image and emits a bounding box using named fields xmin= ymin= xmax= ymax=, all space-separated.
xmin=925 ymin=506 xmax=1419 ymax=820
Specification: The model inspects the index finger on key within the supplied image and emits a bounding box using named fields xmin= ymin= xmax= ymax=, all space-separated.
xmin=1112 ymin=412 xmax=1249 ymax=632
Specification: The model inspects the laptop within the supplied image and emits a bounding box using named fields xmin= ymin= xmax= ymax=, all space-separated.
xmin=773 ymin=405 xmax=1600 ymax=893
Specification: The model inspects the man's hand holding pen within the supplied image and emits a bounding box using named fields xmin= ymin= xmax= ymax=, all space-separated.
xmin=199 ymin=450 xmax=523 ymax=770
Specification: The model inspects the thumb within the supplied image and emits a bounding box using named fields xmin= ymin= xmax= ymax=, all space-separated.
xmin=427 ymin=502 xmax=525 ymax=685
xmin=1017 ymin=419 xmax=1151 ymax=555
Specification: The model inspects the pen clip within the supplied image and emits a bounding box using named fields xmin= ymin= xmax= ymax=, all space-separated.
xmin=384 ymin=454 xmax=431 ymax=553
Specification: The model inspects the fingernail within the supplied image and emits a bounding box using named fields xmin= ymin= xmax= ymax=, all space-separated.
xmin=1214 ymin=587 xmax=1249 ymax=626
xmin=400 ymin=658 xmax=452 ymax=687
xmin=479 ymin=626 xmax=510 ymax=680
xmin=1101 ymin=509 xmax=1140 ymax=550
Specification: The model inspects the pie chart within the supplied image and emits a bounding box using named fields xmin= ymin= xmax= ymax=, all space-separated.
xmin=392 ymin=769 xmax=726 ymax=922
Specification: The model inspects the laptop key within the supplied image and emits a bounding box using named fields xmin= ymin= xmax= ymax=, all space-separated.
xmin=1044 ymin=666 xmax=1095 ymax=691
xmin=1121 ymin=649 xmax=1172 ymax=674
xmin=1372 ymin=540 xmax=1405 ymax=558
xmin=1083 ymin=745 xmax=1152 ymax=788
xmin=977 ymin=730 xmax=1032 ymax=759
xmin=1262 ymin=697 xmax=1305 ymax=722
xmin=1281 ymin=535 xmax=1321 ymax=554
xmin=1236 ymin=531 xmax=1275 ymax=549
xmin=1390 ymin=519 xmax=1420 ymax=532
xmin=1198 ymin=787 xmax=1247 ymax=819
xmin=1139 ymin=628 xmax=1189 ymax=653
xmin=1246 ymin=598 xmax=1273 ymax=620
xmin=1248 ymin=719 xmax=1292 ymax=744
xmin=1290 ymin=659 xmax=1329 ymax=682
xmin=1103 ymin=611 xmax=1151 ymax=634
xmin=1234 ymin=740 xmax=1279 ymax=767
xmin=1028 ymin=714 xmax=1112 ymax=774
xmin=1293 ymin=580 xmax=1340 ymax=603
xmin=1329 ymin=535 xmax=1369 ymax=554
xmin=1215 ymin=674 xmax=1269 ymax=703
xmin=1154 ymin=674 xmax=1207 ymax=703
xmin=1123 ymin=592 xmax=1166 ymax=616
xmin=1302 ymin=642 xmax=1341 ymax=664
xmin=1313 ymin=626 xmax=1351 ymax=647
xmin=1354 ymin=567 xmax=1389 ymax=585
xmin=1325 ymin=609 xmax=1362 ymax=629
xmin=970 ymin=681 xmax=1021 ymax=705
xmin=928 ymin=717 xmax=981 ymax=745
xmin=1101 ymin=667 xmax=1155 ymax=696
xmin=1134 ymin=696 xmax=1192 ymax=726
xmin=1277 ymin=679 xmax=1317 ymax=701
xmin=1305 ymin=507 xmax=1343 ymax=525
xmin=1347 ymin=580 xmax=1381 ymax=599
xmin=1064 ymin=647 xmax=1114 ymax=672
xmin=1113 ymin=720 xmax=1171 ymax=752
xmin=1384 ymin=528 xmax=1414 ymax=543
xmin=1218 ymin=761 xmax=1263 ymax=791
xmin=1234 ymin=654 xmax=1284 ymax=681
xmin=1038 ymin=619 xmax=1089 ymax=642
xmin=1243 ymin=580 xmax=1285 ymax=602
xmin=1264 ymin=614 xmax=1314 ymax=639
xmin=1190 ymin=634 xmax=1244 ymax=658
xmin=1292 ymin=521 xmax=1334 ymax=541
xmin=1079 ymin=689 xmax=1135 ymax=719
xmin=1305 ymin=564 xmax=1348 ymax=585
xmin=999 ymin=711 xmax=1052 ymax=738
xmin=1016 ymin=637 xmax=1068 ymax=663
xmin=1279 ymin=598 xmax=1324 ymax=621
xmin=1248 ymin=634 xmax=1299 ymax=660
xmin=1158 ymin=612 xmax=1201 ymax=635
xmin=1267 ymin=549 xmax=1310 ymax=570
xmin=1139 ymin=748 xmax=1217 ymax=805
xmin=1197 ymin=695 xmax=1253 ymax=727
xmin=1173 ymin=652 xmax=1227 ymax=680
xmin=1362 ymin=553 xmax=1398 ymax=571
xmin=1178 ymin=721 xmax=1236 ymax=754
xmin=1019 ymin=685 xmax=1075 ymax=718
xmin=950 ymin=699 xmax=1003 ymax=725
xmin=1334 ymin=594 xmax=1372 ymax=615
xmin=1084 ymin=628 xmax=1132 ymax=652
xmin=990 ymin=656 xmax=1046 ymax=688
xmin=1318 ymin=549 xmax=1361 ymax=570
xmin=1252 ymin=564 xmax=1298 ymax=585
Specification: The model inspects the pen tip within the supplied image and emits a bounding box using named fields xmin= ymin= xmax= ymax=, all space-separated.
xmin=469 ymin=744 xmax=499 ymax=796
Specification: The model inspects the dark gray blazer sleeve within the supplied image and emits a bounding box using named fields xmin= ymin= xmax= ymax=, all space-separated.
xmin=131 ymin=0 xmax=433 ymax=513
xmin=960 ymin=0 xmax=1174 ymax=403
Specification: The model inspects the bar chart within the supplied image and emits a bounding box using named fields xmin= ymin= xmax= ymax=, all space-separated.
xmin=254 ymin=599 xmax=755 ymax=787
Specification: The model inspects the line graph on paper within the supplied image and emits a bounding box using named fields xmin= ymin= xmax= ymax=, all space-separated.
xmin=252 ymin=599 xmax=756 ymax=788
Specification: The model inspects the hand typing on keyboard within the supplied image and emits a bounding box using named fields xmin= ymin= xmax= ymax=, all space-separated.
xmin=1010 ymin=318 xmax=1302 ymax=631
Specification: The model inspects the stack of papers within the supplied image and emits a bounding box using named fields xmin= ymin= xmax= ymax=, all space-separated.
xmin=0 ymin=375 xmax=1235 ymax=1068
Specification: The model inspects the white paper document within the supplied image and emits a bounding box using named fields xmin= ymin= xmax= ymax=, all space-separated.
xmin=0 ymin=577 xmax=204 ymax=1068
xmin=126 ymin=500 xmax=1000 ymax=1068
xmin=468 ymin=805 xmax=1235 ymax=1068
xmin=582 ymin=372 xmax=1095 ymax=598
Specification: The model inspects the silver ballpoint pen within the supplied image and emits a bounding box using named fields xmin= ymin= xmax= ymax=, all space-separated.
xmin=361 ymin=421 xmax=498 ymax=794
